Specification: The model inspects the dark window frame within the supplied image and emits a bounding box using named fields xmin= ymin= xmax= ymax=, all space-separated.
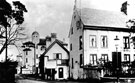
xmin=70 ymin=44 xmax=72 ymax=51
xmin=71 ymin=27 xmax=73 ymax=35
xmin=26 ymin=58 xmax=28 ymax=63
xmin=53 ymin=53 xmax=62 ymax=60
xmin=101 ymin=54 xmax=108 ymax=63
xmin=79 ymin=36 xmax=83 ymax=50
xmin=80 ymin=54 xmax=83 ymax=68
xmin=123 ymin=36 xmax=130 ymax=49
xmin=26 ymin=51 xmax=28 ymax=55
xmin=101 ymin=35 xmax=108 ymax=48
xmin=89 ymin=35 xmax=97 ymax=48
xmin=90 ymin=54 xmax=97 ymax=65
xmin=72 ymin=58 xmax=74 ymax=69
xmin=124 ymin=54 xmax=130 ymax=62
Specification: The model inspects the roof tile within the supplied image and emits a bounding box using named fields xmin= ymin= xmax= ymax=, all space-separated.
xmin=79 ymin=8 xmax=128 ymax=28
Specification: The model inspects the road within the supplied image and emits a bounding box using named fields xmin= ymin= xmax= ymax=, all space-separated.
xmin=15 ymin=74 xmax=92 ymax=83
xmin=17 ymin=79 xmax=131 ymax=83
xmin=16 ymin=79 xmax=93 ymax=83
xmin=15 ymin=74 xmax=119 ymax=83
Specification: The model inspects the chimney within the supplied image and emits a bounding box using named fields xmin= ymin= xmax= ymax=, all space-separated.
xmin=51 ymin=33 xmax=57 ymax=43
xmin=46 ymin=36 xmax=51 ymax=48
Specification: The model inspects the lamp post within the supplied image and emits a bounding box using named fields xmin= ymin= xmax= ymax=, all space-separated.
xmin=114 ymin=36 xmax=120 ymax=83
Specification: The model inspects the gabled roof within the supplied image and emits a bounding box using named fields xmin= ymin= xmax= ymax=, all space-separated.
xmin=38 ymin=39 xmax=46 ymax=45
xmin=78 ymin=8 xmax=128 ymax=28
xmin=42 ymin=39 xmax=69 ymax=55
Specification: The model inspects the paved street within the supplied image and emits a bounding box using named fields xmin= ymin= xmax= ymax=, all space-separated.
xmin=16 ymin=79 xmax=91 ymax=83
xmin=15 ymin=74 xmax=133 ymax=83
xmin=17 ymin=79 xmax=46 ymax=83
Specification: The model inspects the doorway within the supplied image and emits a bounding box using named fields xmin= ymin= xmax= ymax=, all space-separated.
xmin=58 ymin=67 xmax=63 ymax=78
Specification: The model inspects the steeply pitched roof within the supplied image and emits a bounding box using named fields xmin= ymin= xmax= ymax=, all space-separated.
xmin=78 ymin=8 xmax=128 ymax=28
xmin=42 ymin=39 xmax=69 ymax=55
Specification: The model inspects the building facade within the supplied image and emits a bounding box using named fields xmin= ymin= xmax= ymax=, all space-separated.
xmin=39 ymin=35 xmax=69 ymax=80
xmin=69 ymin=6 xmax=135 ymax=79
xmin=21 ymin=31 xmax=46 ymax=74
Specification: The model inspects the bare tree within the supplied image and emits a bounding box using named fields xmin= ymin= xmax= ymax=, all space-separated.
xmin=0 ymin=0 xmax=27 ymax=55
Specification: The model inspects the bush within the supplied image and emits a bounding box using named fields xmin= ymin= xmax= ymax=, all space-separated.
xmin=0 ymin=62 xmax=18 ymax=83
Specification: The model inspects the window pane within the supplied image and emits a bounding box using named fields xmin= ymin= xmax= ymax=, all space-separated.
xmin=54 ymin=53 xmax=62 ymax=59
xmin=80 ymin=54 xmax=83 ymax=67
xmin=90 ymin=54 xmax=97 ymax=65
xmin=26 ymin=51 xmax=28 ymax=55
xmin=89 ymin=35 xmax=96 ymax=47
xmin=124 ymin=54 xmax=130 ymax=62
xmin=72 ymin=58 xmax=74 ymax=69
xmin=79 ymin=36 xmax=83 ymax=50
xmin=101 ymin=36 xmax=107 ymax=48
xmin=101 ymin=54 xmax=108 ymax=62
xmin=123 ymin=37 xmax=130 ymax=49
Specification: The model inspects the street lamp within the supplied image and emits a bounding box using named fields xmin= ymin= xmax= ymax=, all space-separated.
xmin=114 ymin=35 xmax=120 ymax=83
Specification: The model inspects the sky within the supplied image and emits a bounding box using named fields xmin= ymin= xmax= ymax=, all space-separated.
xmin=3 ymin=0 xmax=135 ymax=61
xmin=18 ymin=0 xmax=74 ymax=41
xmin=7 ymin=0 xmax=130 ymax=41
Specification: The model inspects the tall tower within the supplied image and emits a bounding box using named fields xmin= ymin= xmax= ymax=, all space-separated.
xmin=32 ymin=31 xmax=40 ymax=44
xmin=31 ymin=31 xmax=40 ymax=74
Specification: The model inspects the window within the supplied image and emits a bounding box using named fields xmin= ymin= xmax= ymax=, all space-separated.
xmin=89 ymin=35 xmax=96 ymax=47
xmin=26 ymin=58 xmax=28 ymax=63
xmin=41 ymin=46 xmax=45 ymax=51
xmin=123 ymin=37 xmax=130 ymax=49
xmin=70 ymin=44 xmax=72 ymax=51
xmin=54 ymin=53 xmax=62 ymax=59
xmin=74 ymin=15 xmax=76 ymax=19
xmin=79 ymin=36 xmax=83 ymax=50
xmin=26 ymin=51 xmax=28 ymax=55
xmin=132 ymin=36 xmax=135 ymax=49
xmin=76 ymin=20 xmax=81 ymax=29
xmin=72 ymin=58 xmax=74 ymax=69
xmin=101 ymin=54 xmax=108 ymax=63
xmin=90 ymin=54 xmax=97 ymax=65
xmin=124 ymin=54 xmax=130 ymax=62
xmin=101 ymin=36 xmax=108 ymax=48
xmin=80 ymin=54 xmax=83 ymax=67
xmin=71 ymin=27 xmax=73 ymax=35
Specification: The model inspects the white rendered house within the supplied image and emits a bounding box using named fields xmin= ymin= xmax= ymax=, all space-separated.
xmin=40 ymin=39 xmax=69 ymax=80
xmin=69 ymin=6 xmax=135 ymax=79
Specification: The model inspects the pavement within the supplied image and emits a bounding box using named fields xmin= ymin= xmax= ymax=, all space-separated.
xmin=15 ymin=74 xmax=97 ymax=83
xmin=15 ymin=74 xmax=135 ymax=83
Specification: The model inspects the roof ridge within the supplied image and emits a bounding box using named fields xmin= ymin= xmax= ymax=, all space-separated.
xmin=42 ymin=39 xmax=69 ymax=55
xmin=78 ymin=8 xmax=128 ymax=28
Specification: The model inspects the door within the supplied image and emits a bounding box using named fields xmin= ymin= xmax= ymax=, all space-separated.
xmin=112 ymin=52 xmax=121 ymax=69
xmin=59 ymin=67 xmax=63 ymax=78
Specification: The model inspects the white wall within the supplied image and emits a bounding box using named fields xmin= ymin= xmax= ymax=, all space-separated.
xmin=55 ymin=66 xmax=69 ymax=80
xmin=45 ymin=43 xmax=68 ymax=60
xmin=84 ymin=29 xmax=134 ymax=65
xmin=44 ymin=43 xmax=69 ymax=79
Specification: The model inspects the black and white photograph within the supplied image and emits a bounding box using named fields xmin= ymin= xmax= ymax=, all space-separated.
xmin=0 ymin=0 xmax=135 ymax=83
